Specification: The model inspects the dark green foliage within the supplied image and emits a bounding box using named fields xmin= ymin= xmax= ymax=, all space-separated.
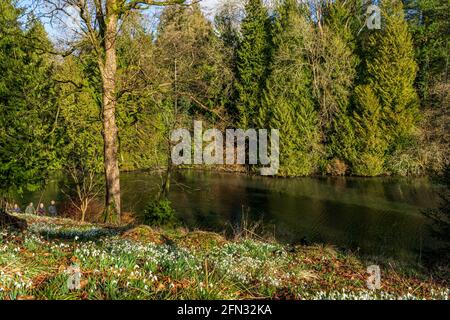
xmin=0 ymin=1 xmax=58 ymax=197
xmin=235 ymin=0 xmax=272 ymax=128
xmin=317 ymin=1 xmax=359 ymax=172
xmin=261 ymin=0 xmax=321 ymax=176
xmin=328 ymin=113 xmax=358 ymax=174
xmin=214 ymin=1 xmax=242 ymax=118
xmin=115 ymin=13 xmax=166 ymax=170
xmin=404 ymin=0 xmax=449 ymax=104
xmin=154 ymin=4 xmax=232 ymax=121
xmin=142 ymin=198 xmax=177 ymax=227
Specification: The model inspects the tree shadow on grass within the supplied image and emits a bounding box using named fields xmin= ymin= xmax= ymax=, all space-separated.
xmin=29 ymin=223 xmax=137 ymax=242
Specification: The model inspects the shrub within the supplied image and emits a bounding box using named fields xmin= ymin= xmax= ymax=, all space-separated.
xmin=353 ymin=153 xmax=385 ymax=177
xmin=326 ymin=159 xmax=348 ymax=176
xmin=385 ymin=150 xmax=423 ymax=176
xmin=142 ymin=198 xmax=177 ymax=227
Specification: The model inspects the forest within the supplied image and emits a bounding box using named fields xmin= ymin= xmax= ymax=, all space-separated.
xmin=0 ymin=0 xmax=449 ymax=301
xmin=1 ymin=0 xmax=449 ymax=221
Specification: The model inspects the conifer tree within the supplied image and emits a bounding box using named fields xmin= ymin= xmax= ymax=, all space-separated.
xmin=404 ymin=0 xmax=449 ymax=104
xmin=352 ymin=85 xmax=388 ymax=176
xmin=306 ymin=0 xmax=359 ymax=174
xmin=262 ymin=0 xmax=321 ymax=176
xmin=353 ymin=0 xmax=420 ymax=175
xmin=0 ymin=0 xmax=57 ymax=225
xmin=235 ymin=0 xmax=272 ymax=128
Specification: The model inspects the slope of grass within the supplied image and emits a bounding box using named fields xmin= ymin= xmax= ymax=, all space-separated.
xmin=0 ymin=214 xmax=448 ymax=300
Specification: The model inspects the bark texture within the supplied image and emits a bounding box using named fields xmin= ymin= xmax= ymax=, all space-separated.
xmin=100 ymin=1 xmax=121 ymax=221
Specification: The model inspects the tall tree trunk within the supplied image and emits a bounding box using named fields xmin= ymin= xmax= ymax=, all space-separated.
xmin=101 ymin=2 xmax=121 ymax=222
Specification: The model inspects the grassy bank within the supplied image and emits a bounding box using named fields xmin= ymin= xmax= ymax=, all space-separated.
xmin=0 ymin=214 xmax=448 ymax=300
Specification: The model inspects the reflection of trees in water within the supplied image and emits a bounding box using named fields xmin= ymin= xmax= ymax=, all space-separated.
xmin=259 ymin=175 xmax=438 ymax=213
xmin=167 ymin=171 xmax=252 ymax=231
xmin=214 ymin=174 xmax=433 ymax=261
xmin=120 ymin=173 xmax=160 ymax=213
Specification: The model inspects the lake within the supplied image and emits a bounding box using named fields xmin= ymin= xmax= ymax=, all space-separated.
xmin=23 ymin=170 xmax=443 ymax=263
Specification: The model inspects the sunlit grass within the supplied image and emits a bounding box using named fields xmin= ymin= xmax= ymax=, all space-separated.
xmin=0 ymin=215 xmax=448 ymax=300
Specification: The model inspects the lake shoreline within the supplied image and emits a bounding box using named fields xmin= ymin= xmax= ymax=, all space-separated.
xmin=120 ymin=166 xmax=437 ymax=180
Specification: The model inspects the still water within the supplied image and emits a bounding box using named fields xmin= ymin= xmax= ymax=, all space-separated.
xmin=24 ymin=170 xmax=443 ymax=262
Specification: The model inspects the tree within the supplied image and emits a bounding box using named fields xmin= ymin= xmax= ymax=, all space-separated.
xmin=0 ymin=0 xmax=58 ymax=227
xmin=115 ymin=11 xmax=167 ymax=171
xmin=56 ymin=55 xmax=104 ymax=222
xmin=316 ymin=0 xmax=360 ymax=174
xmin=235 ymin=0 xmax=272 ymax=128
xmin=215 ymin=0 xmax=242 ymax=64
xmin=154 ymin=4 xmax=232 ymax=123
xmin=404 ymin=0 xmax=449 ymax=104
xmin=63 ymin=161 xmax=103 ymax=222
xmin=214 ymin=0 xmax=242 ymax=119
xmin=352 ymin=85 xmax=388 ymax=176
xmin=152 ymin=4 xmax=232 ymax=196
xmin=261 ymin=0 xmax=321 ymax=176
xmin=354 ymin=0 xmax=420 ymax=175
xmin=35 ymin=0 xmax=190 ymax=222
xmin=404 ymin=0 xmax=449 ymax=172
xmin=307 ymin=0 xmax=358 ymax=130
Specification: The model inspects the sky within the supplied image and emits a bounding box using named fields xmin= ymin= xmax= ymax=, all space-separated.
xmin=18 ymin=0 xmax=222 ymax=43
xmin=202 ymin=0 xmax=221 ymax=11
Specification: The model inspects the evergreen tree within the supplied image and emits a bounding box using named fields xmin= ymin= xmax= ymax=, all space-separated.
xmin=153 ymin=4 xmax=233 ymax=194
xmin=235 ymin=0 xmax=272 ymax=128
xmin=0 ymin=0 xmax=58 ymax=199
xmin=115 ymin=12 xmax=165 ymax=171
xmin=404 ymin=0 xmax=449 ymax=104
xmin=352 ymin=85 xmax=388 ymax=176
xmin=354 ymin=0 xmax=420 ymax=175
xmin=215 ymin=0 xmax=242 ymax=119
xmin=317 ymin=0 xmax=360 ymax=174
xmin=262 ymin=0 xmax=321 ymax=176
xmin=404 ymin=0 xmax=449 ymax=173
